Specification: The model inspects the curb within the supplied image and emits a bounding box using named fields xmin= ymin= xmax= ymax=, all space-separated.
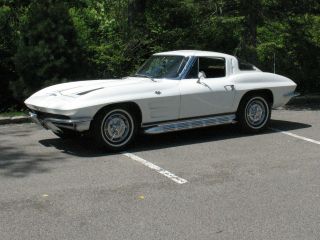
xmin=0 ymin=116 xmax=31 ymax=125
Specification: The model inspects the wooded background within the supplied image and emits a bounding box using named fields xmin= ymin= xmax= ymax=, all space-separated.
xmin=0 ymin=0 xmax=319 ymax=112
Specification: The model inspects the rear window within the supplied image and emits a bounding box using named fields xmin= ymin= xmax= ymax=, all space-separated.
xmin=238 ymin=59 xmax=256 ymax=71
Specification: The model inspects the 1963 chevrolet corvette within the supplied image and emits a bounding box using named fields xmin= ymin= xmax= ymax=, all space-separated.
xmin=25 ymin=50 xmax=298 ymax=151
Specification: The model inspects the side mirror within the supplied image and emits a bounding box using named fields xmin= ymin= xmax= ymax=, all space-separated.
xmin=197 ymin=71 xmax=205 ymax=83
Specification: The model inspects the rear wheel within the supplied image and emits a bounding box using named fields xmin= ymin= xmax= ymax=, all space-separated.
xmin=238 ymin=94 xmax=271 ymax=133
xmin=91 ymin=106 xmax=138 ymax=151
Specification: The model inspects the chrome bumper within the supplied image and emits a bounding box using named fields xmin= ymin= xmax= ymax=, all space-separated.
xmin=284 ymin=92 xmax=300 ymax=98
xmin=29 ymin=112 xmax=91 ymax=133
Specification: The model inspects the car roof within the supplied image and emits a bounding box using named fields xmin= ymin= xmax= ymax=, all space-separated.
xmin=154 ymin=50 xmax=234 ymax=59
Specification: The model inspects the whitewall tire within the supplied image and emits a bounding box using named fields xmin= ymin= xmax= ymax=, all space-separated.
xmin=238 ymin=94 xmax=271 ymax=133
xmin=91 ymin=106 xmax=138 ymax=151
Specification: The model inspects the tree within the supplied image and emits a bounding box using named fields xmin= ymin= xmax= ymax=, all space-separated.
xmin=0 ymin=0 xmax=320 ymax=112
xmin=11 ymin=0 xmax=84 ymax=100
xmin=0 ymin=4 xmax=17 ymax=111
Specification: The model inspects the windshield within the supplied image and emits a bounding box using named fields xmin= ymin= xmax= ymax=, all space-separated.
xmin=135 ymin=55 xmax=189 ymax=79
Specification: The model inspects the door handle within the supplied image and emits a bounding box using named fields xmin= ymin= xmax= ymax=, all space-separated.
xmin=224 ymin=85 xmax=235 ymax=91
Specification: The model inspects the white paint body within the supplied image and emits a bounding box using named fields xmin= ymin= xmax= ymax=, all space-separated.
xmin=25 ymin=50 xmax=297 ymax=128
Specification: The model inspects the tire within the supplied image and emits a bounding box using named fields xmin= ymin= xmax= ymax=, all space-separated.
xmin=53 ymin=129 xmax=79 ymax=139
xmin=237 ymin=94 xmax=271 ymax=133
xmin=91 ymin=106 xmax=138 ymax=151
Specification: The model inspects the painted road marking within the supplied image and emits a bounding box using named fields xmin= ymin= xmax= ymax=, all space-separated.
xmin=122 ymin=152 xmax=188 ymax=184
xmin=270 ymin=127 xmax=320 ymax=145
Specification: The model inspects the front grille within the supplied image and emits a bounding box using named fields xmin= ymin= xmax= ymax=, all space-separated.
xmin=30 ymin=110 xmax=70 ymax=120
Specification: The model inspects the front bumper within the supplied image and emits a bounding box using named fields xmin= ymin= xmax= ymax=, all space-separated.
xmin=284 ymin=91 xmax=300 ymax=98
xmin=29 ymin=112 xmax=92 ymax=133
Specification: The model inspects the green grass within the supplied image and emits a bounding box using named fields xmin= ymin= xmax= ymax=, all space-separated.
xmin=0 ymin=111 xmax=27 ymax=117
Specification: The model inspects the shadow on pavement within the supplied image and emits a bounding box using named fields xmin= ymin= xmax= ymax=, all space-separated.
xmin=38 ymin=119 xmax=311 ymax=157
xmin=0 ymin=133 xmax=64 ymax=178
xmin=0 ymin=119 xmax=311 ymax=177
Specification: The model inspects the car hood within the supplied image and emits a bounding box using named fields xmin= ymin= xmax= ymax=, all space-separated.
xmin=24 ymin=77 xmax=161 ymax=114
xmin=44 ymin=78 xmax=147 ymax=97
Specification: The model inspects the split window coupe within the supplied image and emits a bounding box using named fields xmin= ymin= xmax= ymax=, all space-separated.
xmin=25 ymin=50 xmax=298 ymax=151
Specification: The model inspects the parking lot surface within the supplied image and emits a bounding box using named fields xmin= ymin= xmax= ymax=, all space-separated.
xmin=0 ymin=109 xmax=320 ymax=240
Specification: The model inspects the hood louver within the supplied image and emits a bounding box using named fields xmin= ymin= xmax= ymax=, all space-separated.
xmin=76 ymin=87 xmax=104 ymax=96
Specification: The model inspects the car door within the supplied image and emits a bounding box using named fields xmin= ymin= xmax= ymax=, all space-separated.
xmin=145 ymin=79 xmax=181 ymax=122
xmin=179 ymin=57 xmax=236 ymax=119
xmin=133 ymin=77 xmax=182 ymax=124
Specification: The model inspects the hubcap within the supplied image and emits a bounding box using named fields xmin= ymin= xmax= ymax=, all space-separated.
xmin=245 ymin=98 xmax=268 ymax=128
xmin=102 ymin=111 xmax=132 ymax=145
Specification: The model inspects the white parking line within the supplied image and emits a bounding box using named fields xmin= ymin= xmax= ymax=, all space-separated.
xmin=122 ymin=152 xmax=188 ymax=184
xmin=270 ymin=127 xmax=320 ymax=145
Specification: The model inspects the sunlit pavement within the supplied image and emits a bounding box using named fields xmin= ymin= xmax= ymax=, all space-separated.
xmin=1 ymin=109 xmax=320 ymax=240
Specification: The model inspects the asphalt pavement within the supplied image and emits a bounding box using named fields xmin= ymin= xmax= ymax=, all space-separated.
xmin=0 ymin=109 xmax=319 ymax=240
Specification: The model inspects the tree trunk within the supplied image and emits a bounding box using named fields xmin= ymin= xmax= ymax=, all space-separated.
xmin=128 ymin=0 xmax=146 ymax=29
xmin=239 ymin=0 xmax=262 ymax=64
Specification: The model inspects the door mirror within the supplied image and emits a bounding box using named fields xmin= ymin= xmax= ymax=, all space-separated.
xmin=197 ymin=71 xmax=206 ymax=83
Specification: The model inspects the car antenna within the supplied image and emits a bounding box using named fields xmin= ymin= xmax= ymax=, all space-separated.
xmin=273 ymin=53 xmax=276 ymax=74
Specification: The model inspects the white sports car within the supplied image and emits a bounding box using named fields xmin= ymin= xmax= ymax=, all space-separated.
xmin=25 ymin=50 xmax=298 ymax=151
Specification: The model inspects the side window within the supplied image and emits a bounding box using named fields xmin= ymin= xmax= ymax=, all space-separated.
xmin=199 ymin=57 xmax=226 ymax=78
xmin=185 ymin=58 xmax=198 ymax=79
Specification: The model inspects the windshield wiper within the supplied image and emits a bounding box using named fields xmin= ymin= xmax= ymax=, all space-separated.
xmin=134 ymin=73 xmax=156 ymax=82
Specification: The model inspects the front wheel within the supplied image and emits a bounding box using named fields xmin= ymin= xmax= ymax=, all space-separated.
xmin=237 ymin=95 xmax=271 ymax=133
xmin=91 ymin=106 xmax=138 ymax=151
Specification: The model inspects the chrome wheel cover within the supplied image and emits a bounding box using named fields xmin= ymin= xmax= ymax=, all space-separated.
xmin=101 ymin=109 xmax=134 ymax=147
xmin=245 ymin=97 xmax=269 ymax=129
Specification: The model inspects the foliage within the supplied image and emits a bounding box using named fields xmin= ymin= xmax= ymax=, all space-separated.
xmin=11 ymin=0 xmax=85 ymax=100
xmin=0 ymin=0 xmax=319 ymax=111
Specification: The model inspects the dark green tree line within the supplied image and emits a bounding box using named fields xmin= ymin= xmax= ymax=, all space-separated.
xmin=0 ymin=0 xmax=319 ymax=112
